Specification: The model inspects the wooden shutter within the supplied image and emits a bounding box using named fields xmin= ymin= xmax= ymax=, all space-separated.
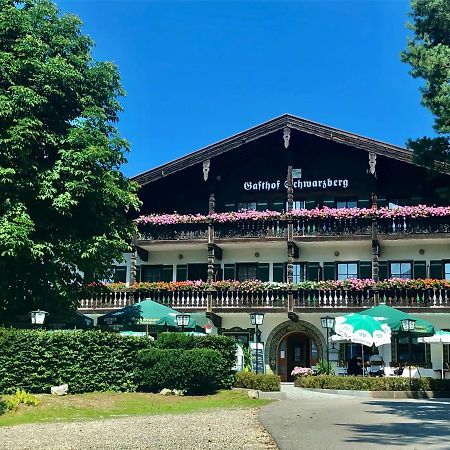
xmin=257 ymin=263 xmax=270 ymax=282
xmin=413 ymin=261 xmax=427 ymax=279
xmin=213 ymin=264 xmax=223 ymax=281
xmin=378 ymin=261 xmax=388 ymax=281
xmin=323 ymin=262 xmax=335 ymax=281
xmin=135 ymin=266 xmax=141 ymax=283
xmin=223 ymin=264 xmax=235 ymax=280
xmin=273 ymin=263 xmax=285 ymax=282
xmin=307 ymin=262 xmax=321 ymax=281
xmin=359 ymin=261 xmax=372 ymax=279
xmin=430 ymin=260 xmax=443 ymax=279
xmin=161 ymin=265 xmax=173 ymax=282
xmin=176 ymin=264 xmax=187 ymax=281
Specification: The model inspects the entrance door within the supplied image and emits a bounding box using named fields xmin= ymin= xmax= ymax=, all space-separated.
xmin=277 ymin=332 xmax=318 ymax=381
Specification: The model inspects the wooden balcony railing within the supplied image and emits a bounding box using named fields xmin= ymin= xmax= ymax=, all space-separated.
xmin=78 ymin=287 xmax=450 ymax=311
xmin=137 ymin=215 xmax=450 ymax=241
xmin=291 ymin=217 xmax=373 ymax=237
xmin=138 ymin=223 xmax=208 ymax=241
xmin=214 ymin=219 xmax=287 ymax=239
xmin=378 ymin=216 xmax=450 ymax=235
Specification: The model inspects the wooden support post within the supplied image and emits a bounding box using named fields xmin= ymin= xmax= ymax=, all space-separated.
xmin=371 ymin=194 xmax=380 ymax=305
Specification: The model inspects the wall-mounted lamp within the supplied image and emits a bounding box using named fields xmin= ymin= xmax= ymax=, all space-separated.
xmin=178 ymin=254 xmax=184 ymax=260
xmin=419 ymin=249 xmax=425 ymax=255
xmin=255 ymin=252 xmax=260 ymax=258
xmin=334 ymin=251 xmax=340 ymax=257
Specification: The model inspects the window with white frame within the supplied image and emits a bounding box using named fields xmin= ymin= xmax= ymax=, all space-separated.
xmin=292 ymin=263 xmax=307 ymax=284
xmin=336 ymin=200 xmax=358 ymax=209
xmin=390 ymin=261 xmax=412 ymax=279
xmin=337 ymin=262 xmax=358 ymax=280
xmin=445 ymin=262 xmax=450 ymax=281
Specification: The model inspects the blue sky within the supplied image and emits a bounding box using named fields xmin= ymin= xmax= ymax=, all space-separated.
xmin=58 ymin=0 xmax=433 ymax=177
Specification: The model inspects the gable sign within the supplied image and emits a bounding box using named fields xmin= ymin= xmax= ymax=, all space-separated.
xmin=243 ymin=169 xmax=349 ymax=192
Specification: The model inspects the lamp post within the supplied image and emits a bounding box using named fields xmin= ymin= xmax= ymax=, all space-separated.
xmin=321 ymin=316 xmax=336 ymax=373
xmin=176 ymin=314 xmax=190 ymax=332
xmin=29 ymin=309 xmax=48 ymax=329
xmin=250 ymin=312 xmax=265 ymax=374
xmin=401 ymin=318 xmax=416 ymax=390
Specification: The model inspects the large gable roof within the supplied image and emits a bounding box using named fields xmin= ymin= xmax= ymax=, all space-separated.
xmin=132 ymin=114 xmax=431 ymax=186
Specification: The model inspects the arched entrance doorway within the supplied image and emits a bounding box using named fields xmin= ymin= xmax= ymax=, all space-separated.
xmin=277 ymin=332 xmax=319 ymax=382
xmin=265 ymin=320 xmax=325 ymax=382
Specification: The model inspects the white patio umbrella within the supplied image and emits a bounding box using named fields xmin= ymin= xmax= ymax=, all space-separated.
xmin=418 ymin=330 xmax=450 ymax=379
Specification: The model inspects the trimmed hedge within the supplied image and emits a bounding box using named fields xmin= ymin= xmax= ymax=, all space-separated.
xmin=295 ymin=375 xmax=450 ymax=392
xmin=0 ymin=329 xmax=152 ymax=394
xmin=155 ymin=333 xmax=237 ymax=389
xmin=234 ymin=372 xmax=281 ymax=392
xmin=136 ymin=348 xmax=225 ymax=395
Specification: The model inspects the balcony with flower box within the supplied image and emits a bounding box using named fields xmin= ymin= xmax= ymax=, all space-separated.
xmin=135 ymin=206 xmax=450 ymax=245
xmin=78 ymin=279 xmax=450 ymax=313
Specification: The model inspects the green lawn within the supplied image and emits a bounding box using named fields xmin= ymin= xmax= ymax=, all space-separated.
xmin=0 ymin=390 xmax=269 ymax=427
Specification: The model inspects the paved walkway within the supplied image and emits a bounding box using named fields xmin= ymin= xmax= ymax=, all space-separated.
xmin=260 ymin=384 xmax=450 ymax=450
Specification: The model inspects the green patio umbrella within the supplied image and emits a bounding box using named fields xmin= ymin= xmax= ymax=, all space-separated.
xmin=97 ymin=299 xmax=196 ymax=329
xmin=360 ymin=303 xmax=435 ymax=336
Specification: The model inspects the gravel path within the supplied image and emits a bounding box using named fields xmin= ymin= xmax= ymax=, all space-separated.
xmin=0 ymin=408 xmax=277 ymax=450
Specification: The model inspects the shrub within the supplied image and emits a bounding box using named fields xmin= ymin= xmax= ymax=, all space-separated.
xmin=234 ymin=372 xmax=281 ymax=392
xmin=0 ymin=329 xmax=152 ymax=394
xmin=295 ymin=375 xmax=450 ymax=391
xmin=136 ymin=348 xmax=224 ymax=395
xmin=155 ymin=333 xmax=237 ymax=389
xmin=314 ymin=360 xmax=335 ymax=375
xmin=0 ymin=389 xmax=39 ymax=414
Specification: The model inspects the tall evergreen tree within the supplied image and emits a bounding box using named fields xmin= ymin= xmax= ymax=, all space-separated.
xmin=0 ymin=0 xmax=140 ymax=318
xmin=401 ymin=0 xmax=450 ymax=180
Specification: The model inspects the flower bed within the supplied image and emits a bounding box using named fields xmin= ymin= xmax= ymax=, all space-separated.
xmin=136 ymin=205 xmax=450 ymax=226
xmin=294 ymin=375 xmax=450 ymax=392
xmin=97 ymin=278 xmax=450 ymax=292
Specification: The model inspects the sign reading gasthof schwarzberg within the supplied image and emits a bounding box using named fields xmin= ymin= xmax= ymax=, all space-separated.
xmin=243 ymin=176 xmax=350 ymax=192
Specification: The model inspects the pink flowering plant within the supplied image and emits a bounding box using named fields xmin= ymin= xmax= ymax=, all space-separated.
xmin=98 ymin=278 xmax=450 ymax=292
xmin=136 ymin=205 xmax=450 ymax=227
xmin=291 ymin=366 xmax=314 ymax=378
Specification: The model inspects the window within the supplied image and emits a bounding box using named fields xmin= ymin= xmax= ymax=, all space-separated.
xmin=337 ymin=263 xmax=358 ymax=280
xmin=141 ymin=266 xmax=162 ymax=282
xmin=287 ymin=200 xmax=305 ymax=210
xmin=293 ymin=263 xmax=307 ymax=284
xmin=238 ymin=202 xmax=256 ymax=211
xmin=112 ymin=266 xmax=127 ymax=283
xmin=336 ymin=200 xmax=358 ymax=209
xmin=141 ymin=265 xmax=173 ymax=282
xmin=256 ymin=202 xmax=268 ymax=211
xmin=236 ymin=263 xmax=258 ymax=281
xmin=187 ymin=264 xmax=208 ymax=281
xmin=396 ymin=336 xmax=426 ymax=365
xmin=224 ymin=203 xmax=236 ymax=212
xmin=390 ymin=261 xmax=412 ymax=279
xmin=445 ymin=263 xmax=450 ymax=281
xmin=272 ymin=201 xmax=284 ymax=212
xmin=388 ymin=199 xmax=407 ymax=209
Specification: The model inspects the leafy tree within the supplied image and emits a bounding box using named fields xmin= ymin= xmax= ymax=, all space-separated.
xmin=401 ymin=0 xmax=450 ymax=183
xmin=0 ymin=0 xmax=140 ymax=318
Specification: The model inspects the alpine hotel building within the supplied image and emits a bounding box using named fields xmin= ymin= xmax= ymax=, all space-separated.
xmin=80 ymin=114 xmax=450 ymax=381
